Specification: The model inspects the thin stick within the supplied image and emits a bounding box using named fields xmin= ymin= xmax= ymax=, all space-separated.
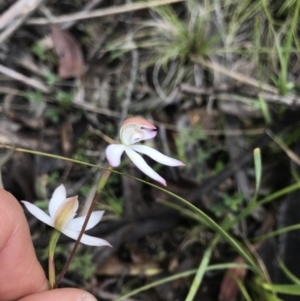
xmin=193 ymin=56 xmax=277 ymax=94
xmin=27 ymin=0 xmax=186 ymax=25
xmin=0 ymin=64 xmax=49 ymax=92
xmin=0 ymin=0 xmax=47 ymax=43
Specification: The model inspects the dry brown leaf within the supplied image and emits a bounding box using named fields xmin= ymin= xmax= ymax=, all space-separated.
xmin=219 ymin=257 xmax=247 ymax=301
xmin=186 ymin=108 xmax=219 ymax=128
xmin=97 ymin=256 xmax=161 ymax=276
xmin=50 ymin=25 xmax=85 ymax=78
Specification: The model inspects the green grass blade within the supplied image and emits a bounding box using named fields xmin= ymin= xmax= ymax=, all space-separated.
xmin=263 ymin=284 xmax=300 ymax=295
xmin=185 ymin=240 xmax=216 ymax=301
xmin=158 ymin=199 xmax=210 ymax=226
xmin=259 ymin=182 xmax=300 ymax=206
xmin=232 ymin=181 xmax=300 ymax=230
xmin=258 ymin=95 xmax=272 ymax=124
xmin=253 ymin=223 xmax=300 ymax=241
xmin=161 ymin=191 xmax=258 ymax=269
xmin=254 ymin=148 xmax=262 ymax=193
xmin=113 ymin=263 xmax=249 ymax=301
xmin=234 ymin=274 xmax=253 ymax=301
xmin=278 ymin=258 xmax=300 ymax=285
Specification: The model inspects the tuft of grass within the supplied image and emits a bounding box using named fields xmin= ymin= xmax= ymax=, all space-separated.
xmin=261 ymin=0 xmax=300 ymax=95
xmin=142 ymin=2 xmax=219 ymax=66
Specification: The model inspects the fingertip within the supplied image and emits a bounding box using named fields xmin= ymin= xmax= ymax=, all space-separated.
xmin=78 ymin=292 xmax=98 ymax=301
xmin=19 ymin=288 xmax=97 ymax=301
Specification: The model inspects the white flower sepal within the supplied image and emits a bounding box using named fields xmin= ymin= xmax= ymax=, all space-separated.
xmin=106 ymin=117 xmax=185 ymax=186
xmin=22 ymin=184 xmax=111 ymax=247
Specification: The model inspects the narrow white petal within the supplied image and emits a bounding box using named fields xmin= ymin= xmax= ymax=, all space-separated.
xmin=106 ymin=144 xmax=126 ymax=167
xmin=125 ymin=147 xmax=166 ymax=186
xmin=130 ymin=145 xmax=185 ymax=166
xmin=21 ymin=201 xmax=53 ymax=227
xmin=65 ymin=211 xmax=104 ymax=231
xmin=80 ymin=234 xmax=112 ymax=247
xmin=62 ymin=228 xmax=112 ymax=247
xmin=49 ymin=184 xmax=67 ymax=218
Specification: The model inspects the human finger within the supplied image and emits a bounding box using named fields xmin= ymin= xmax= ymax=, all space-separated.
xmin=18 ymin=288 xmax=97 ymax=301
xmin=0 ymin=189 xmax=48 ymax=301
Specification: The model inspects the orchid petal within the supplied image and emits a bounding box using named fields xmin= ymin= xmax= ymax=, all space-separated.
xmin=53 ymin=196 xmax=78 ymax=230
xmin=49 ymin=184 xmax=67 ymax=218
xmin=21 ymin=201 xmax=53 ymax=227
xmin=130 ymin=145 xmax=185 ymax=166
xmin=125 ymin=147 xmax=166 ymax=186
xmin=65 ymin=211 xmax=104 ymax=231
xmin=106 ymin=144 xmax=125 ymax=167
xmin=62 ymin=228 xmax=112 ymax=247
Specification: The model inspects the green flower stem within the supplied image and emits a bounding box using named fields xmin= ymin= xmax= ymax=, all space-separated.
xmin=53 ymin=166 xmax=112 ymax=288
xmin=48 ymin=229 xmax=61 ymax=289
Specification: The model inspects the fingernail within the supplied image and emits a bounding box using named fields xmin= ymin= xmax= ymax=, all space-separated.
xmin=79 ymin=292 xmax=97 ymax=301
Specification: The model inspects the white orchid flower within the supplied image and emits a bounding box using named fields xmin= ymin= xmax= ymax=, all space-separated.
xmin=106 ymin=117 xmax=185 ymax=186
xmin=22 ymin=184 xmax=111 ymax=247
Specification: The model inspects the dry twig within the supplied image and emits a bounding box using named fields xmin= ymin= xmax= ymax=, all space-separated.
xmin=193 ymin=57 xmax=278 ymax=94
xmin=0 ymin=0 xmax=48 ymax=43
xmin=26 ymin=0 xmax=186 ymax=25
xmin=180 ymin=83 xmax=300 ymax=106
xmin=0 ymin=64 xmax=49 ymax=92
